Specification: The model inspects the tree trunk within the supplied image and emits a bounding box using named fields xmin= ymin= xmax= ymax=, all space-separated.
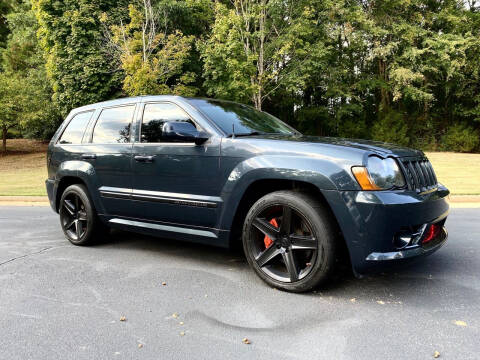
xmin=256 ymin=0 xmax=265 ymax=112
xmin=2 ymin=125 xmax=7 ymax=154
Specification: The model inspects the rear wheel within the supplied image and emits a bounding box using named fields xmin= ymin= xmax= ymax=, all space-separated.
xmin=59 ymin=184 xmax=108 ymax=246
xmin=242 ymin=190 xmax=337 ymax=292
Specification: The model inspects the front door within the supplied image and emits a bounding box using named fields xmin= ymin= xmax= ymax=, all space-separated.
xmin=131 ymin=102 xmax=221 ymax=228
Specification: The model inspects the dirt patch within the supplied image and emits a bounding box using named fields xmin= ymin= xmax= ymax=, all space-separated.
xmin=0 ymin=139 xmax=48 ymax=156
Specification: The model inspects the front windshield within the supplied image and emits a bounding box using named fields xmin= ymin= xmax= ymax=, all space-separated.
xmin=188 ymin=99 xmax=298 ymax=136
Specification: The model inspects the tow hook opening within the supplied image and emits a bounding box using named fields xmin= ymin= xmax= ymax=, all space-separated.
xmin=422 ymin=223 xmax=442 ymax=244
xmin=393 ymin=220 xmax=446 ymax=249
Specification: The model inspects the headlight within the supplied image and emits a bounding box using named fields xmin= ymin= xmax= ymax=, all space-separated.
xmin=352 ymin=156 xmax=406 ymax=190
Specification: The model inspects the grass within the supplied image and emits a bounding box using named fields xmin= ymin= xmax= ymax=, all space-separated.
xmin=0 ymin=139 xmax=48 ymax=196
xmin=0 ymin=140 xmax=479 ymax=196
xmin=425 ymin=152 xmax=480 ymax=195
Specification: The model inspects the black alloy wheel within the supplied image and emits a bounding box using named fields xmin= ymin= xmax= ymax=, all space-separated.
xmin=243 ymin=190 xmax=337 ymax=292
xmin=59 ymin=184 xmax=106 ymax=245
xmin=252 ymin=204 xmax=318 ymax=282
xmin=61 ymin=192 xmax=88 ymax=241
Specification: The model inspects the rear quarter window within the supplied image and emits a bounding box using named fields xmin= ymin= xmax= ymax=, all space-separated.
xmin=58 ymin=111 xmax=94 ymax=144
xmin=92 ymin=105 xmax=136 ymax=144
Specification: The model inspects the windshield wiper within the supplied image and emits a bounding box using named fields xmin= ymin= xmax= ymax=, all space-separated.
xmin=227 ymin=131 xmax=263 ymax=138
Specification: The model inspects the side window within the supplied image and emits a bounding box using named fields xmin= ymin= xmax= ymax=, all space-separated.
xmin=58 ymin=111 xmax=93 ymax=144
xmin=141 ymin=103 xmax=198 ymax=143
xmin=92 ymin=105 xmax=136 ymax=144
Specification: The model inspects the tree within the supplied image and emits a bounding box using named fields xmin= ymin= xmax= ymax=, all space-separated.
xmin=0 ymin=0 xmax=60 ymax=147
xmin=0 ymin=73 xmax=22 ymax=153
xmin=103 ymin=0 xmax=197 ymax=96
xmin=0 ymin=0 xmax=14 ymax=52
xmin=33 ymin=0 xmax=130 ymax=116
xmin=200 ymin=0 xmax=319 ymax=110
xmin=0 ymin=0 xmax=478 ymax=152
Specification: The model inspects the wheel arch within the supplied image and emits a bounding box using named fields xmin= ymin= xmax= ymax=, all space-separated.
xmin=54 ymin=161 xmax=103 ymax=214
xmin=55 ymin=176 xmax=88 ymax=212
xmin=225 ymin=178 xmax=347 ymax=257
xmin=218 ymin=156 xmax=354 ymax=233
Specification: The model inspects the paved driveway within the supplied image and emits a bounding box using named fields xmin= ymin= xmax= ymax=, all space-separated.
xmin=0 ymin=207 xmax=478 ymax=359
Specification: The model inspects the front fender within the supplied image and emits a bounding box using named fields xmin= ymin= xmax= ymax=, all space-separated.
xmin=218 ymin=155 xmax=359 ymax=230
xmin=54 ymin=161 xmax=105 ymax=214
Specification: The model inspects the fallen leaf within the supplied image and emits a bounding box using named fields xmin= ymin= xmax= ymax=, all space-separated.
xmin=376 ymin=301 xmax=385 ymax=305
xmin=242 ymin=338 xmax=251 ymax=344
xmin=433 ymin=350 xmax=440 ymax=358
xmin=172 ymin=313 xmax=178 ymax=318
xmin=454 ymin=320 xmax=467 ymax=327
xmin=180 ymin=331 xmax=185 ymax=336
xmin=161 ymin=282 xmax=167 ymax=286
xmin=350 ymin=298 xmax=356 ymax=303
xmin=138 ymin=344 xmax=143 ymax=349
xmin=119 ymin=316 xmax=126 ymax=322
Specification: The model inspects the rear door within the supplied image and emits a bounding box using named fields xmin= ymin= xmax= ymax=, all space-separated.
xmin=130 ymin=101 xmax=222 ymax=228
xmin=83 ymin=103 xmax=138 ymax=217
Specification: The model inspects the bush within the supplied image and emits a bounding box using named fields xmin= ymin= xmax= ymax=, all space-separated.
xmin=440 ymin=124 xmax=480 ymax=153
xmin=371 ymin=110 xmax=410 ymax=146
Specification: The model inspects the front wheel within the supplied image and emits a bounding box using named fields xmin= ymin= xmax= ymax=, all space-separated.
xmin=59 ymin=184 xmax=107 ymax=246
xmin=242 ymin=190 xmax=337 ymax=292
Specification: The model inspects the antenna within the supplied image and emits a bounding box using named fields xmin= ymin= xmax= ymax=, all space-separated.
xmin=232 ymin=123 xmax=235 ymax=139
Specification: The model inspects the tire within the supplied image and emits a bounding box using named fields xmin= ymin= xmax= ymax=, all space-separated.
xmin=59 ymin=184 xmax=109 ymax=246
xmin=242 ymin=190 xmax=337 ymax=292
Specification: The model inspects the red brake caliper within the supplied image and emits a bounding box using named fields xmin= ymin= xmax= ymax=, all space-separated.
xmin=264 ymin=218 xmax=278 ymax=249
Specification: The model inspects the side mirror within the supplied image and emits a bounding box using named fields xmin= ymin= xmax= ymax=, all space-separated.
xmin=162 ymin=121 xmax=209 ymax=145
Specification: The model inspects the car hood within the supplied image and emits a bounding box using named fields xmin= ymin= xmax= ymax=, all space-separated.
xmin=245 ymin=134 xmax=424 ymax=158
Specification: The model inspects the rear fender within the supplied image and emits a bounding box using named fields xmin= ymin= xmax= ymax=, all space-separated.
xmin=55 ymin=161 xmax=104 ymax=214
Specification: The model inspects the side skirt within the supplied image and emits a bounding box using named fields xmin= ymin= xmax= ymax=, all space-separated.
xmin=103 ymin=216 xmax=230 ymax=248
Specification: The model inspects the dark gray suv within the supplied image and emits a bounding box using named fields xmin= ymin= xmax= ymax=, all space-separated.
xmin=46 ymin=96 xmax=449 ymax=292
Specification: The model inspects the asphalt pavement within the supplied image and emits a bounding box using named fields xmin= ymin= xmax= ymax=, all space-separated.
xmin=0 ymin=206 xmax=478 ymax=359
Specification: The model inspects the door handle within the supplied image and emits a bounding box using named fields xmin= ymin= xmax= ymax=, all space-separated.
xmin=134 ymin=155 xmax=155 ymax=163
xmin=81 ymin=154 xmax=97 ymax=160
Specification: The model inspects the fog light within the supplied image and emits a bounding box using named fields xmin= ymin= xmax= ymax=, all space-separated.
xmin=422 ymin=224 xmax=441 ymax=244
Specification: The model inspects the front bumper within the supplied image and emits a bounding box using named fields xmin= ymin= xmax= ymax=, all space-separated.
xmin=322 ymin=184 xmax=450 ymax=274
xmin=365 ymin=225 xmax=447 ymax=261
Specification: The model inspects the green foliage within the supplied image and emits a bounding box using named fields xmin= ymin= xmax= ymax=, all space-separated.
xmin=0 ymin=0 xmax=479 ymax=153
xmin=0 ymin=0 xmax=60 ymax=148
xmin=0 ymin=72 xmax=24 ymax=131
xmin=372 ymin=110 xmax=410 ymax=146
xmin=0 ymin=0 xmax=14 ymax=51
xmin=441 ymin=124 xmax=480 ymax=153
xmin=33 ymin=0 xmax=129 ymax=116
xmin=200 ymin=0 xmax=321 ymax=110
xmin=105 ymin=2 xmax=197 ymax=96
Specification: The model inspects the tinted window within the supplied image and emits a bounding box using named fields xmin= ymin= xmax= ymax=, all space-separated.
xmin=58 ymin=111 xmax=93 ymax=144
xmin=141 ymin=103 xmax=197 ymax=143
xmin=92 ymin=105 xmax=135 ymax=144
xmin=188 ymin=99 xmax=296 ymax=136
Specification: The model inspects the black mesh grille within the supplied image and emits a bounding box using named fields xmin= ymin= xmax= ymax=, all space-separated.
xmin=399 ymin=158 xmax=438 ymax=192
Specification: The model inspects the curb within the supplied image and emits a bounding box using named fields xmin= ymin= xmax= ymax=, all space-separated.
xmin=0 ymin=196 xmax=49 ymax=207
